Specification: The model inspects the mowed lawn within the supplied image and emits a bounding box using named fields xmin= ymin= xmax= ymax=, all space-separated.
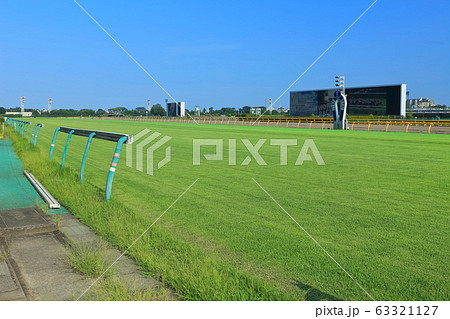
xmin=9 ymin=118 xmax=450 ymax=300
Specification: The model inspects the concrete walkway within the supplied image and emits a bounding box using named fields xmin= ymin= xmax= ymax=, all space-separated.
xmin=0 ymin=138 xmax=175 ymax=301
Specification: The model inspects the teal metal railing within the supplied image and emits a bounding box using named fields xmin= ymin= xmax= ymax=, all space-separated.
xmin=29 ymin=123 xmax=44 ymax=146
xmin=49 ymin=126 xmax=133 ymax=201
xmin=5 ymin=118 xmax=31 ymax=137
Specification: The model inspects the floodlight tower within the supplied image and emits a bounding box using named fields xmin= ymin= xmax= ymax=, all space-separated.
xmin=335 ymin=76 xmax=346 ymax=96
xmin=332 ymin=76 xmax=348 ymax=130
xmin=20 ymin=96 xmax=25 ymax=114
xmin=269 ymin=98 xmax=273 ymax=115
xmin=48 ymin=98 xmax=52 ymax=113
xmin=147 ymin=99 xmax=151 ymax=114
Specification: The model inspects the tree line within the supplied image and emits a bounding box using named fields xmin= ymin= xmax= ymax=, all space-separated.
xmin=0 ymin=104 xmax=166 ymax=117
xmin=0 ymin=104 xmax=289 ymax=118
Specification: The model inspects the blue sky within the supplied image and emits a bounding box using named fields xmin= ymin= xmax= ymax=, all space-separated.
xmin=1 ymin=0 xmax=449 ymax=110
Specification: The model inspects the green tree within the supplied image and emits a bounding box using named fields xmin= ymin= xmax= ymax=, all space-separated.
xmin=124 ymin=109 xmax=140 ymax=116
xmin=135 ymin=107 xmax=146 ymax=115
xmin=79 ymin=109 xmax=96 ymax=117
xmin=108 ymin=107 xmax=127 ymax=115
xmin=50 ymin=109 xmax=80 ymax=117
xmin=219 ymin=107 xmax=236 ymax=115
xmin=96 ymin=109 xmax=106 ymax=116
xmin=150 ymin=104 xmax=166 ymax=116
xmin=96 ymin=109 xmax=107 ymax=116
xmin=242 ymin=106 xmax=251 ymax=114
xmin=0 ymin=107 xmax=5 ymax=114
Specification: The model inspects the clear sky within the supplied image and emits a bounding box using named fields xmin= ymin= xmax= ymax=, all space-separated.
xmin=1 ymin=0 xmax=449 ymax=110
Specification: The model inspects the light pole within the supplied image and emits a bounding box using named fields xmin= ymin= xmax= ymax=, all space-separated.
xmin=147 ymin=99 xmax=151 ymax=115
xmin=269 ymin=98 xmax=273 ymax=115
xmin=48 ymin=98 xmax=52 ymax=113
xmin=20 ymin=96 xmax=25 ymax=114
xmin=335 ymin=76 xmax=345 ymax=96
xmin=333 ymin=75 xmax=348 ymax=130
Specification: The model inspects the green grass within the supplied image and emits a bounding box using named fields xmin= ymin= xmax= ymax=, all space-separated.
xmin=67 ymin=241 xmax=112 ymax=278
xmin=6 ymin=119 xmax=450 ymax=301
xmin=67 ymin=241 xmax=173 ymax=301
xmin=0 ymin=251 xmax=8 ymax=261
xmin=80 ymin=277 xmax=173 ymax=301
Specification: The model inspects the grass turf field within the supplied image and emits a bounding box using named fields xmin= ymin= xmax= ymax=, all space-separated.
xmin=7 ymin=118 xmax=450 ymax=300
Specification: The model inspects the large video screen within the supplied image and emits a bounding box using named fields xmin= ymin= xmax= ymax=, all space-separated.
xmin=167 ymin=103 xmax=178 ymax=117
xmin=290 ymin=85 xmax=406 ymax=116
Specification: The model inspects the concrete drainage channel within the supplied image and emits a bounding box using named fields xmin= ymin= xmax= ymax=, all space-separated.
xmin=0 ymin=211 xmax=177 ymax=301
xmin=0 ymin=206 xmax=60 ymax=300
xmin=0 ymin=212 xmax=176 ymax=300
xmin=0 ymin=139 xmax=176 ymax=301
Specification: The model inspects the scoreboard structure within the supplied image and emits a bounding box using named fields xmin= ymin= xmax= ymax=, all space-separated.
xmin=290 ymin=84 xmax=407 ymax=117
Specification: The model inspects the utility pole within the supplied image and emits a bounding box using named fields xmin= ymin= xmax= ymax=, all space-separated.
xmin=48 ymin=98 xmax=52 ymax=113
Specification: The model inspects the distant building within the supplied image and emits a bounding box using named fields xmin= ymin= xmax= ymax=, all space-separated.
xmin=194 ymin=106 xmax=201 ymax=116
xmin=406 ymin=98 xmax=435 ymax=109
xmin=250 ymin=107 xmax=264 ymax=115
xmin=5 ymin=111 xmax=32 ymax=117
xmin=277 ymin=106 xmax=289 ymax=114
xmin=166 ymin=102 xmax=186 ymax=117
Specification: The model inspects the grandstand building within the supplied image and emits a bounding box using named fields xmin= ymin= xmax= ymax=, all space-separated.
xmin=290 ymin=84 xmax=407 ymax=117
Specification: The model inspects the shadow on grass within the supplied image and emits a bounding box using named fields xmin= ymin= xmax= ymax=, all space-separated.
xmin=293 ymin=280 xmax=341 ymax=301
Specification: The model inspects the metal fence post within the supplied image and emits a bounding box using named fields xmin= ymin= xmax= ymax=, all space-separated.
xmin=24 ymin=122 xmax=29 ymax=137
xmin=30 ymin=124 xmax=37 ymax=143
xmin=34 ymin=124 xmax=42 ymax=146
xmin=105 ymin=136 xmax=128 ymax=202
xmin=49 ymin=127 xmax=61 ymax=159
xmin=61 ymin=130 xmax=75 ymax=168
xmin=80 ymin=132 xmax=96 ymax=184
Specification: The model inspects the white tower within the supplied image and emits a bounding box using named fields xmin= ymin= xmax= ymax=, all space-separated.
xmin=20 ymin=96 xmax=25 ymax=113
